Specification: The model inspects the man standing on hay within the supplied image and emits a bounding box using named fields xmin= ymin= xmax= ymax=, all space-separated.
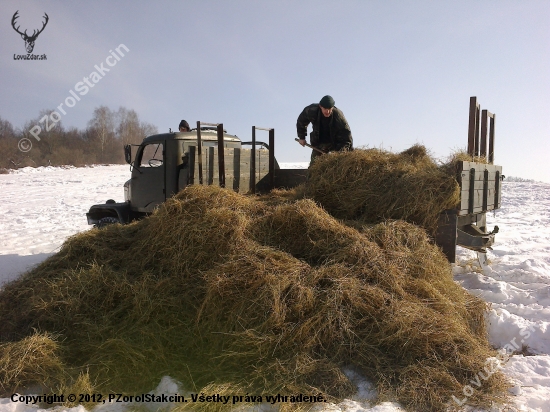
xmin=296 ymin=95 xmax=353 ymax=163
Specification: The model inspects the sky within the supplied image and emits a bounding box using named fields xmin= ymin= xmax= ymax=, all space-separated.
xmin=1 ymin=0 xmax=549 ymax=182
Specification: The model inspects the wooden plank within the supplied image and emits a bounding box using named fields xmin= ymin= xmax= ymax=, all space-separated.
xmin=480 ymin=110 xmax=489 ymax=158
xmin=471 ymin=189 xmax=496 ymax=207
xmin=459 ymin=206 xmax=484 ymax=215
xmin=460 ymin=205 xmax=496 ymax=214
xmin=460 ymin=161 xmax=482 ymax=171
xmin=461 ymin=181 xmax=487 ymax=191
xmin=489 ymin=114 xmax=496 ymax=164
xmin=468 ymin=97 xmax=479 ymax=157
xmin=460 ymin=170 xmax=500 ymax=181
xmin=460 ymin=186 xmax=495 ymax=199
xmin=458 ymin=161 xmax=502 ymax=173
xmin=189 ymin=146 xmax=270 ymax=193
xmin=460 ymin=189 xmax=496 ymax=210
xmin=239 ymin=161 xmax=270 ymax=172
xmin=460 ymin=171 xmax=501 ymax=184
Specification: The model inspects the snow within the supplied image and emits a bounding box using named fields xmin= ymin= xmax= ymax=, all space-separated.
xmin=0 ymin=166 xmax=548 ymax=412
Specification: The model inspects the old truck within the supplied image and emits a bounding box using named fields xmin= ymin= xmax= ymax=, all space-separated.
xmin=86 ymin=122 xmax=307 ymax=226
xmin=87 ymin=97 xmax=502 ymax=266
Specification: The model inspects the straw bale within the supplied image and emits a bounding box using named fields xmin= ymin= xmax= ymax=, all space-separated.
xmin=0 ymin=184 xmax=509 ymax=411
xmin=305 ymin=146 xmax=460 ymax=234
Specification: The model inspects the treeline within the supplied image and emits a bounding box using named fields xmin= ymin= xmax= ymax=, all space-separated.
xmin=0 ymin=106 xmax=157 ymax=170
xmin=504 ymin=176 xmax=536 ymax=183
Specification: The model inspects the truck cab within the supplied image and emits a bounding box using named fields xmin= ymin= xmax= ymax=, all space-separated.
xmin=87 ymin=127 xmax=264 ymax=226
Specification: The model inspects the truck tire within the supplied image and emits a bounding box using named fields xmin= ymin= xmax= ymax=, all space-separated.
xmin=95 ymin=217 xmax=120 ymax=229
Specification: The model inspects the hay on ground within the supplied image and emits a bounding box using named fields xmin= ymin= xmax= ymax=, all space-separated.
xmin=0 ymin=332 xmax=65 ymax=395
xmin=0 ymin=165 xmax=509 ymax=411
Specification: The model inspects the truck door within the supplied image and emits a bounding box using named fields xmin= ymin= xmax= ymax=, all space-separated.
xmin=131 ymin=142 xmax=165 ymax=212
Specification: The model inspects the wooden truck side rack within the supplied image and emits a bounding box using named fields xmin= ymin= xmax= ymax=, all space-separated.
xmin=435 ymin=97 xmax=502 ymax=264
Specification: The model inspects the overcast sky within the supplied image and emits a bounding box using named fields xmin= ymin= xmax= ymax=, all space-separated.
xmin=1 ymin=1 xmax=548 ymax=182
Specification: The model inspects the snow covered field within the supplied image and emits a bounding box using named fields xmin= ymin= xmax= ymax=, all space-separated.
xmin=0 ymin=165 xmax=548 ymax=412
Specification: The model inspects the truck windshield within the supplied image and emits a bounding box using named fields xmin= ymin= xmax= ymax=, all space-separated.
xmin=139 ymin=143 xmax=163 ymax=167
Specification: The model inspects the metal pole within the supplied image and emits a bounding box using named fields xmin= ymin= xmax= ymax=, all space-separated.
xmin=269 ymin=128 xmax=275 ymax=190
xmin=480 ymin=110 xmax=488 ymax=158
xmin=467 ymin=96 xmax=478 ymax=157
xmin=217 ymin=123 xmax=225 ymax=188
xmin=474 ymin=104 xmax=480 ymax=157
xmin=196 ymin=121 xmax=203 ymax=184
xmin=208 ymin=147 xmax=214 ymax=185
xmin=250 ymin=126 xmax=256 ymax=194
xmin=488 ymin=114 xmax=495 ymax=164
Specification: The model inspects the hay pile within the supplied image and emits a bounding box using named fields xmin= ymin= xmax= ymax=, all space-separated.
xmin=305 ymin=145 xmax=460 ymax=234
xmin=0 ymin=147 xmax=509 ymax=411
xmin=439 ymin=150 xmax=489 ymax=177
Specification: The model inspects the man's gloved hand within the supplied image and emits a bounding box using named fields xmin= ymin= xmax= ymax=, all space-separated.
xmin=298 ymin=139 xmax=306 ymax=147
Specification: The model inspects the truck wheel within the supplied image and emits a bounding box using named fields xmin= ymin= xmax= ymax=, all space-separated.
xmin=95 ymin=217 xmax=120 ymax=229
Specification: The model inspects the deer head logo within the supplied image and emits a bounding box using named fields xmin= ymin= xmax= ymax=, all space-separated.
xmin=11 ymin=11 xmax=49 ymax=54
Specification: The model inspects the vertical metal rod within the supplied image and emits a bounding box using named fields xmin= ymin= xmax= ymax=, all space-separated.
xmin=208 ymin=147 xmax=214 ymax=185
xmin=217 ymin=123 xmax=225 ymax=188
xmin=233 ymin=148 xmax=240 ymax=192
xmin=188 ymin=146 xmax=196 ymax=185
xmin=480 ymin=110 xmax=488 ymax=158
xmin=250 ymin=126 xmax=256 ymax=194
xmin=482 ymin=169 xmax=489 ymax=212
xmin=488 ymin=114 xmax=496 ymax=164
xmin=196 ymin=121 xmax=203 ymax=184
xmin=468 ymin=168 xmax=475 ymax=214
xmin=474 ymin=105 xmax=480 ymax=157
xmin=494 ymin=171 xmax=500 ymax=208
xmin=269 ymin=128 xmax=275 ymax=190
xmin=467 ymin=96 xmax=478 ymax=157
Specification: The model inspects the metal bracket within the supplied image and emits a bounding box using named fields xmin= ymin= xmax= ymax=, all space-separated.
xmin=457 ymin=223 xmax=496 ymax=253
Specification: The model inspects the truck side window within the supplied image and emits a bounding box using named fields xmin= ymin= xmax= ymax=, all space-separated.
xmin=139 ymin=143 xmax=163 ymax=167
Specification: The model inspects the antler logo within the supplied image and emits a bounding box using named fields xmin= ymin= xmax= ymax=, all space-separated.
xmin=11 ymin=10 xmax=49 ymax=54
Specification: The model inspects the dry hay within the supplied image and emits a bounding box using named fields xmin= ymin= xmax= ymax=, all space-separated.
xmin=305 ymin=146 xmax=460 ymax=234
xmin=0 ymin=332 xmax=65 ymax=395
xmin=439 ymin=149 xmax=490 ymax=177
xmin=0 ymin=183 xmax=509 ymax=411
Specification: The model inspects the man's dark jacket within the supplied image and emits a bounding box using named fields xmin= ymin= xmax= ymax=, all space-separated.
xmin=296 ymin=104 xmax=353 ymax=151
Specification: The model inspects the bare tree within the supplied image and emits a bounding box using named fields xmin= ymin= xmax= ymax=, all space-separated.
xmin=140 ymin=122 xmax=158 ymax=139
xmin=116 ymin=107 xmax=141 ymax=145
xmin=87 ymin=106 xmax=116 ymax=162
xmin=117 ymin=107 xmax=158 ymax=145
xmin=0 ymin=117 xmax=16 ymax=140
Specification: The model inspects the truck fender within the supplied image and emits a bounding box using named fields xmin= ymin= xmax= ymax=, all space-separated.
xmin=86 ymin=202 xmax=131 ymax=225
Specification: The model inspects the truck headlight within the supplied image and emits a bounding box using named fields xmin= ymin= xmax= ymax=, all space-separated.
xmin=124 ymin=179 xmax=130 ymax=202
